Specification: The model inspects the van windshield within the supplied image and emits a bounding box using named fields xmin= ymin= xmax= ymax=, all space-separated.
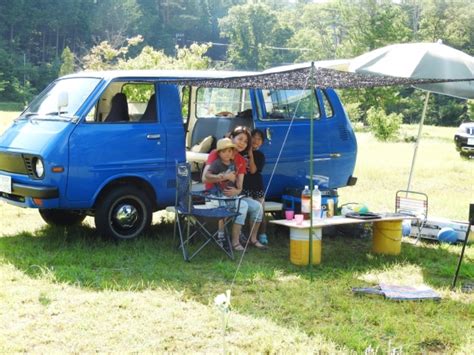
xmin=23 ymin=77 xmax=101 ymax=120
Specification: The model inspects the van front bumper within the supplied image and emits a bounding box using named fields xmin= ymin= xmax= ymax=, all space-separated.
xmin=9 ymin=182 xmax=59 ymax=199
xmin=1 ymin=182 xmax=59 ymax=208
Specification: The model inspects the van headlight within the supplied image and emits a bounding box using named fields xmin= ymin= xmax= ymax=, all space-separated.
xmin=34 ymin=158 xmax=45 ymax=178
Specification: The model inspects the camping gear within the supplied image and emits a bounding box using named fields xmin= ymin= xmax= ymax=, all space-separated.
xmin=437 ymin=227 xmax=458 ymax=244
xmin=289 ymin=227 xmax=321 ymax=265
xmin=372 ymin=220 xmax=403 ymax=255
xmin=352 ymin=284 xmax=441 ymax=301
xmin=410 ymin=217 xmax=471 ymax=242
xmin=395 ymin=190 xmax=428 ymax=243
xmin=349 ymin=41 xmax=474 ymax=191
xmin=282 ymin=188 xmax=338 ymax=216
xmin=174 ymin=162 xmax=243 ymax=261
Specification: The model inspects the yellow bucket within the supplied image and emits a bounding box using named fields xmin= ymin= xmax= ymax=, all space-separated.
xmin=372 ymin=220 xmax=402 ymax=255
xmin=290 ymin=228 xmax=321 ymax=265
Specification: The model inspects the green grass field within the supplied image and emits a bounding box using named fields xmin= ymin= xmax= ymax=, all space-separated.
xmin=0 ymin=112 xmax=473 ymax=353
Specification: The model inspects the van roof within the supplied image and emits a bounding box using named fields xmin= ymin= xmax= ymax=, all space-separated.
xmin=61 ymin=69 xmax=257 ymax=81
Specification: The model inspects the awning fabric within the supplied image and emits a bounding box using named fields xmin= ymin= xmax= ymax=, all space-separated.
xmin=161 ymin=65 xmax=473 ymax=90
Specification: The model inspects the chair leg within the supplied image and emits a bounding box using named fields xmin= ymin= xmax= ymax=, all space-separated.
xmin=176 ymin=214 xmax=189 ymax=261
xmin=415 ymin=220 xmax=427 ymax=244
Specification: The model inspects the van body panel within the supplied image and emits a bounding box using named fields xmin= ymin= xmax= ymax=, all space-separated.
xmin=66 ymin=121 xmax=167 ymax=203
xmin=0 ymin=119 xmax=71 ymax=153
xmin=254 ymin=88 xmax=356 ymax=198
xmin=0 ymin=69 xmax=357 ymax=235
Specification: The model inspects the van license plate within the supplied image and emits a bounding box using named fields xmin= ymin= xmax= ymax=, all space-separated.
xmin=468 ymin=138 xmax=474 ymax=145
xmin=0 ymin=175 xmax=12 ymax=194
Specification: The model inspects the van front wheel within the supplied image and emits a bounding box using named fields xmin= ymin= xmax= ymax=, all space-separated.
xmin=39 ymin=209 xmax=86 ymax=226
xmin=95 ymin=186 xmax=152 ymax=240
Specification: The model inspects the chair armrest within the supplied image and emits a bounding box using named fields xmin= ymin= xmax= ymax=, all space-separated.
xmin=192 ymin=190 xmax=243 ymax=202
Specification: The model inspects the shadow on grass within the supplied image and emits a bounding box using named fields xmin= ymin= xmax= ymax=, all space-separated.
xmin=1 ymin=222 xmax=472 ymax=353
xmin=0 ymin=221 xmax=470 ymax=291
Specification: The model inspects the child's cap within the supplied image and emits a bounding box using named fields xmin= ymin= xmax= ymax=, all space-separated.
xmin=216 ymin=137 xmax=236 ymax=151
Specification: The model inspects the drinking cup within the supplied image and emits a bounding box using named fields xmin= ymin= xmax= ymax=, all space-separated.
xmin=285 ymin=210 xmax=295 ymax=220
xmin=294 ymin=214 xmax=304 ymax=225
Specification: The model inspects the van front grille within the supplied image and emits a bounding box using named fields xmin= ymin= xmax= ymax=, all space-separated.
xmin=23 ymin=155 xmax=35 ymax=176
xmin=0 ymin=152 xmax=27 ymax=174
xmin=0 ymin=152 xmax=40 ymax=178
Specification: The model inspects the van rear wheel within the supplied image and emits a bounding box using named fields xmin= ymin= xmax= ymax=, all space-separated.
xmin=95 ymin=186 xmax=152 ymax=240
xmin=39 ymin=209 xmax=86 ymax=226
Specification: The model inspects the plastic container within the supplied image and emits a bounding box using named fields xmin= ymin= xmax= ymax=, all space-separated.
xmin=301 ymin=185 xmax=311 ymax=219
xmin=311 ymin=185 xmax=322 ymax=220
xmin=326 ymin=198 xmax=334 ymax=218
xmin=372 ymin=220 xmax=402 ymax=255
xmin=290 ymin=228 xmax=321 ymax=265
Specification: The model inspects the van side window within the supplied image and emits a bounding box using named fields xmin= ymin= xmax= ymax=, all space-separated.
xmin=261 ymin=89 xmax=321 ymax=120
xmin=196 ymin=87 xmax=251 ymax=118
xmin=123 ymin=83 xmax=156 ymax=122
xmin=181 ymin=86 xmax=190 ymax=125
xmin=85 ymin=81 xmax=156 ymax=123
xmin=322 ymin=90 xmax=334 ymax=118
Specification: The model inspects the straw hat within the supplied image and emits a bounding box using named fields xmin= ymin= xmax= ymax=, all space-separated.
xmin=216 ymin=137 xmax=236 ymax=151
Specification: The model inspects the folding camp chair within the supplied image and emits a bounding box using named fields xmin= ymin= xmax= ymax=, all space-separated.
xmin=174 ymin=161 xmax=242 ymax=261
xmin=395 ymin=190 xmax=428 ymax=243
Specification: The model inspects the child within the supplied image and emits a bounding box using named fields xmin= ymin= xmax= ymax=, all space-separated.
xmin=204 ymin=137 xmax=240 ymax=245
xmin=205 ymin=137 xmax=238 ymax=196
xmin=242 ymin=129 xmax=268 ymax=244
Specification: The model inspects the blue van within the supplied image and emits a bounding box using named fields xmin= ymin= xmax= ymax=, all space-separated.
xmin=0 ymin=68 xmax=357 ymax=239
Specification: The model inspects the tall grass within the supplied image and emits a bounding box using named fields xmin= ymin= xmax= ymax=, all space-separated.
xmin=0 ymin=113 xmax=473 ymax=353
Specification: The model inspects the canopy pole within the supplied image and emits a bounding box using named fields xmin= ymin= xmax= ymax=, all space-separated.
xmin=308 ymin=62 xmax=316 ymax=281
xmin=407 ymin=91 xmax=430 ymax=192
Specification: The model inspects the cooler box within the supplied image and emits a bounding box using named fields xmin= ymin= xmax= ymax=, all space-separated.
xmin=290 ymin=228 xmax=322 ymax=265
xmin=282 ymin=188 xmax=338 ymax=214
xmin=411 ymin=217 xmax=472 ymax=242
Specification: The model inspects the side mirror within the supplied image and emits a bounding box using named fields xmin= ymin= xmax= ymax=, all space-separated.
xmin=57 ymin=91 xmax=68 ymax=114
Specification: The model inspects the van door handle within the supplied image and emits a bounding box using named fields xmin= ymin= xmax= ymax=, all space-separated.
xmin=329 ymin=153 xmax=341 ymax=158
xmin=266 ymin=128 xmax=272 ymax=142
xmin=146 ymin=134 xmax=161 ymax=140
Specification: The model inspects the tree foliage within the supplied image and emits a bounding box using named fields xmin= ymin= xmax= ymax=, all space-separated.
xmin=0 ymin=0 xmax=472 ymax=127
xmin=366 ymin=107 xmax=403 ymax=141
xmin=219 ymin=3 xmax=293 ymax=70
xmin=83 ymin=36 xmax=211 ymax=71
xmin=59 ymin=47 xmax=75 ymax=77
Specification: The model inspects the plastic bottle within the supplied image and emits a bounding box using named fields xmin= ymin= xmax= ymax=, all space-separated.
xmin=311 ymin=185 xmax=322 ymax=220
xmin=301 ymin=185 xmax=311 ymax=219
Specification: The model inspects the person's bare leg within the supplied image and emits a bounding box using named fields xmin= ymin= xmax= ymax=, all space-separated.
xmin=249 ymin=221 xmax=261 ymax=243
xmin=218 ymin=219 xmax=224 ymax=233
xmin=232 ymin=223 xmax=243 ymax=247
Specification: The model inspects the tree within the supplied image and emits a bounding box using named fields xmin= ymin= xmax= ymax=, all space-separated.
xmin=0 ymin=72 xmax=6 ymax=92
xmin=286 ymin=2 xmax=345 ymax=62
xmin=90 ymin=0 xmax=143 ymax=47
xmin=219 ymin=3 xmax=293 ymax=70
xmin=335 ymin=0 xmax=412 ymax=56
xmin=82 ymin=35 xmax=211 ymax=71
xmin=59 ymin=47 xmax=75 ymax=76
xmin=414 ymin=0 xmax=474 ymax=53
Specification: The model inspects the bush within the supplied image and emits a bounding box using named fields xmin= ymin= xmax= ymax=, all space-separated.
xmin=366 ymin=107 xmax=402 ymax=141
xmin=0 ymin=102 xmax=24 ymax=111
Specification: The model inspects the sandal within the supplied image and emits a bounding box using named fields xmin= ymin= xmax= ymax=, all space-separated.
xmin=232 ymin=243 xmax=245 ymax=251
xmin=250 ymin=240 xmax=268 ymax=249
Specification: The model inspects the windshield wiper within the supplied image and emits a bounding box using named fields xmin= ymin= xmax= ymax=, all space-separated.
xmin=42 ymin=111 xmax=70 ymax=116
xmin=18 ymin=111 xmax=73 ymax=122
